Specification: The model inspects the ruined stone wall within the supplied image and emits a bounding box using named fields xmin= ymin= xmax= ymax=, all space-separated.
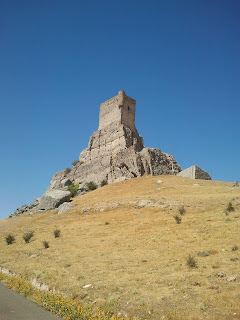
xmin=98 ymin=90 xmax=136 ymax=132
xmin=121 ymin=95 xmax=136 ymax=132
xmin=98 ymin=96 xmax=121 ymax=130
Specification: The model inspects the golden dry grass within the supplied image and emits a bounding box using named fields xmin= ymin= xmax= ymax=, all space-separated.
xmin=0 ymin=175 xmax=240 ymax=319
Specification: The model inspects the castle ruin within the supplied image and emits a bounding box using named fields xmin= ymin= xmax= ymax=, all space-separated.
xmin=54 ymin=90 xmax=181 ymax=185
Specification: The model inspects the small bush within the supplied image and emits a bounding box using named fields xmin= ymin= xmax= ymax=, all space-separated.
xmin=174 ymin=215 xmax=182 ymax=224
xmin=23 ymin=231 xmax=34 ymax=243
xmin=67 ymin=184 xmax=79 ymax=197
xmin=232 ymin=245 xmax=239 ymax=251
xmin=72 ymin=160 xmax=80 ymax=166
xmin=43 ymin=241 xmax=49 ymax=248
xmin=101 ymin=179 xmax=108 ymax=187
xmin=65 ymin=168 xmax=71 ymax=174
xmin=5 ymin=234 xmax=15 ymax=245
xmin=86 ymin=181 xmax=98 ymax=191
xmin=105 ymin=221 xmax=110 ymax=225
xmin=227 ymin=202 xmax=235 ymax=212
xmin=186 ymin=255 xmax=197 ymax=268
xmin=178 ymin=206 xmax=186 ymax=215
xmin=54 ymin=229 xmax=61 ymax=238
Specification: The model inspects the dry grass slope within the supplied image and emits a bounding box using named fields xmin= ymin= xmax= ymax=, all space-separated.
xmin=0 ymin=175 xmax=240 ymax=319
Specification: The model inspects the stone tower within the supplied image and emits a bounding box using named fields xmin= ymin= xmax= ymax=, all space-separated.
xmin=79 ymin=90 xmax=144 ymax=163
xmin=99 ymin=90 xmax=136 ymax=132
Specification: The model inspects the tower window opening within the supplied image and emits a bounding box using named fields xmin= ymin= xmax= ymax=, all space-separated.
xmin=128 ymin=106 xmax=130 ymax=111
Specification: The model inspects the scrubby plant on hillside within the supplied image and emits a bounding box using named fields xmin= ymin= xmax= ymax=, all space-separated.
xmin=72 ymin=160 xmax=80 ymax=166
xmin=186 ymin=255 xmax=197 ymax=268
xmin=227 ymin=202 xmax=235 ymax=212
xmin=5 ymin=234 xmax=15 ymax=245
xmin=54 ymin=229 xmax=61 ymax=238
xmin=174 ymin=215 xmax=182 ymax=224
xmin=86 ymin=181 xmax=98 ymax=191
xmin=68 ymin=184 xmax=79 ymax=197
xmin=178 ymin=206 xmax=186 ymax=215
xmin=43 ymin=241 xmax=49 ymax=249
xmin=65 ymin=168 xmax=71 ymax=174
xmin=23 ymin=231 xmax=34 ymax=243
xmin=101 ymin=179 xmax=108 ymax=187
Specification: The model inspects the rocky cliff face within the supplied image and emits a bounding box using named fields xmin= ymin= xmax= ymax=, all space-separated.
xmin=49 ymin=91 xmax=181 ymax=187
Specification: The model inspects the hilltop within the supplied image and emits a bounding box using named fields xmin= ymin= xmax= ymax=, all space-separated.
xmin=0 ymin=175 xmax=239 ymax=319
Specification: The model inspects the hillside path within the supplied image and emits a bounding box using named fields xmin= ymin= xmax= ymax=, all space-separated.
xmin=0 ymin=283 xmax=63 ymax=320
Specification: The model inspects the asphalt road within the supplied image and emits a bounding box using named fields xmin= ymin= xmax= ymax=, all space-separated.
xmin=0 ymin=283 xmax=63 ymax=320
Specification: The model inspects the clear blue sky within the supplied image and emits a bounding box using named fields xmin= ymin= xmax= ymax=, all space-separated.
xmin=0 ymin=0 xmax=239 ymax=220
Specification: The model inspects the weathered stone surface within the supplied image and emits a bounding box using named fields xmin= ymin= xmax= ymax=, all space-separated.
xmin=33 ymin=198 xmax=40 ymax=206
xmin=75 ymin=183 xmax=89 ymax=196
xmin=44 ymin=91 xmax=182 ymax=188
xmin=57 ymin=202 xmax=74 ymax=214
xmin=177 ymin=165 xmax=211 ymax=180
xmin=38 ymin=190 xmax=71 ymax=210
xmin=9 ymin=204 xmax=31 ymax=218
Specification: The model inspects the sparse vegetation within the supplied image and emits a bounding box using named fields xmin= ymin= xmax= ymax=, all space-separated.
xmin=65 ymin=168 xmax=71 ymax=174
xmin=54 ymin=229 xmax=61 ymax=238
xmin=178 ymin=205 xmax=186 ymax=215
xmin=227 ymin=202 xmax=235 ymax=212
xmin=232 ymin=245 xmax=238 ymax=251
xmin=5 ymin=275 xmax=34 ymax=297
xmin=68 ymin=184 xmax=79 ymax=197
xmin=174 ymin=214 xmax=182 ymax=224
xmin=186 ymin=255 xmax=197 ymax=268
xmin=1 ymin=175 xmax=240 ymax=320
xmin=86 ymin=181 xmax=98 ymax=190
xmin=72 ymin=160 xmax=80 ymax=166
xmin=23 ymin=231 xmax=34 ymax=243
xmin=5 ymin=234 xmax=15 ymax=245
xmin=43 ymin=241 xmax=49 ymax=248
xmin=101 ymin=179 xmax=108 ymax=187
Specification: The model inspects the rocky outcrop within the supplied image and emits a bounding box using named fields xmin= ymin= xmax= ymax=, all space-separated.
xmin=38 ymin=190 xmax=71 ymax=210
xmin=44 ymin=90 xmax=182 ymax=188
xmin=57 ymin=202 xmax=74 ymax=214
xmin=9 ymin=199 xmax=40 ymax=218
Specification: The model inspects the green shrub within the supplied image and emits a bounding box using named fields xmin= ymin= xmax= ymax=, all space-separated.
xmin=227 ymin=202 xmax=235 ymax=212
xmin=5 ymin=234 xmax=15 ymax=245
xmin=54 ymin=229 xmax=61 ymax=238
xmin=67 ymin=184 xmax=79 ymax=197
xmin=101 ymin=179 xmax=108 ymax=187
xmin=65 ymin=168 xmax=71 ymax=174
xmin=23 ymin=231 xmax=34 ymax=243
xmin=43 ymin=241 xmax=49 ymax=249
xmin=72 ymin=160 xmax=80 ymax=166
xmin=86 ymin=181 xmax=98 ymax=191
xmin=178 ymin=206 xmax=186 ymax=215
xmin=186 ymin=255 xmax=197 ymax=268
xmin=174 ymin=215 xmax=182 ymax=224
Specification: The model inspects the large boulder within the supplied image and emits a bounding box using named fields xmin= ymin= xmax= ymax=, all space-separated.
xmin=38 ymin=190 xmax=71 ymax=210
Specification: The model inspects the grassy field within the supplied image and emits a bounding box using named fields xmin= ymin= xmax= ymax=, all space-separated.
xmin=0 ymin=175 xmax=240 ymax=319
